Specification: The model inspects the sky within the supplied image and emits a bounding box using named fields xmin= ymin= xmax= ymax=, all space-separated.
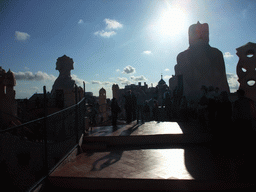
xmin=1 ymin=0 xmax=256 ymax=99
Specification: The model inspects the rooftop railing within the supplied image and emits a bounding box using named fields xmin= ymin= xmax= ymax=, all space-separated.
xmin=0 ymin=85 xmax=87 ymax=191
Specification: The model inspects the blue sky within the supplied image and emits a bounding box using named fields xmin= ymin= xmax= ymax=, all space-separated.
xmin=1 ymin=0 xmax=256 ymax=99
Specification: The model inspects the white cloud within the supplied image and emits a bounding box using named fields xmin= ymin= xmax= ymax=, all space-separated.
xmin=226 ymin=73 xmax=239 ymax=92
xmin=130 ymin=75 xmax=147 ymax=81
xmin=142 ymin=50 xmax=152 ymax=55
xmin=94 ymin=18 xmax=123 ymax=38
xmin=102 ymin=81 xmax=111 ymax=85
xmin=122 ymin=65 xmax=136 ymax=74
xmin=163 ymin=75 xmax=172 ymax=79
xmin=71 ymin=74 xmax=88 ymax=86
xmin=14 ymin=71 xmax=56 ymax=81
xmin=104 ymin=18 xmax=123 ymax=30
xmin=224 ymin=52 xmax=234 ymax=59
xmin=91 ymin=80 xmax=102 ymax=84
xmin=94 ymin=30 xmax=116 ymax=38
xmin=116 ymin=69 xmax=120 ymax=72
xmin=165 ymin=68 xmax=170 ymax=71
xmin=15 ymin=31 xmax=30 ymax=41
xmin=91 ymin=80 xmax=112 ymax=85
xmin=117 ymin=77 xmax=131 ymax=85
xmin=78 ymin=19 xmax=84 ymax=24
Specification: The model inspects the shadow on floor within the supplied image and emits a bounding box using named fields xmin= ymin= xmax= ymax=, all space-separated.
xmin=119 ymin=124 xmax=139 ymax=136
xmin=89 ymin=125 xmax=124 ymax=136
xmin=91 ymin=150 xmax=124 ymax=171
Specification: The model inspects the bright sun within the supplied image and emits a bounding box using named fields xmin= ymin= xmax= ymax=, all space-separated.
xmin=157 ymin=7 xmax=187 ymax=37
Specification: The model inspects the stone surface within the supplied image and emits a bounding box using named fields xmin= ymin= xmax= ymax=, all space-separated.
xmin=236 ymin=42 xmax=256 ymax=101
xmin=174 ymin=22 xmax=230 ymax=101
xmin=51 ymin=55 xmax=76 ymax=107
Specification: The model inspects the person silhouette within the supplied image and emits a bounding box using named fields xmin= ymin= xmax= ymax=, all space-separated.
xmin=111 ymin=97 xmax=120 ymax=129
xmin=124 ymin=90 xmax=133 ymax=123
xmin=233 ymin=89 xmax=256 ymax=142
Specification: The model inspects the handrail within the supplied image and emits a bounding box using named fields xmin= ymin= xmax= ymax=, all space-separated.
xmin=0 ymin=97 xmax=85 ymax=134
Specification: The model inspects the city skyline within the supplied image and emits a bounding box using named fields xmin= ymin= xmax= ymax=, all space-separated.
xmin=1 ymin=0 xmax=256 ymax=99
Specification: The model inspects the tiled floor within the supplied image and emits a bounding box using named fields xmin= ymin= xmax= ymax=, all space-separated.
xmin=51 ymin=144 xmax=256 ymax=182
xmin=51 ymin=148 xmax=194 ymax=180
xmin=49 ymin=121 xmax=256 ymax=190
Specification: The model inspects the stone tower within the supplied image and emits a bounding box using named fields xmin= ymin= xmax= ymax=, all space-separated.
xmin=112 ymin=84 xmax=119 ymax=101
xmin=99 ymin=87 xmax=107 ymax=122
xmin=0 ymin=67 xmax=17 ymax=128
xmin=51 ymin=55 xmax=76 ymax=107
xmin=236 ymin=42 xmax=256 ymax=101
xmin=157 ymin=75 xmax=168 ymax=105
xmin=174 ymin=22 xmax=229 ymax=101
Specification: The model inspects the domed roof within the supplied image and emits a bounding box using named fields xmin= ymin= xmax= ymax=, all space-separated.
xmin=158 ymin=75 xmax=166 ymax=86
xmin=158 ymin=79 xmax=166 ymax=85
xmin=99 ymin=87 xmax=106 ymax=93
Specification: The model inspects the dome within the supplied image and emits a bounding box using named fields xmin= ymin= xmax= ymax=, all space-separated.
xmin=158 ymin=75 xmax=166 ymax=86
xmin=158 ymin=79 xmax=166 ymax=85
xmin=99 ymin=87 xmax=106 ymax=94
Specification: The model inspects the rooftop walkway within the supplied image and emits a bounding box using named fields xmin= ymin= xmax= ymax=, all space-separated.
xmin=46 ymin=121 xmax=256 ymax=191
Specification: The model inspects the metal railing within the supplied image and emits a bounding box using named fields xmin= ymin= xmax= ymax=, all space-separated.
xmin=0 ymin=84 xmax=87 ymax=191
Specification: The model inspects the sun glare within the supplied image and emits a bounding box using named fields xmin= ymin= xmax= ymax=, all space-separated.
xmin=158 ymin=7 xmax=187 ymax=37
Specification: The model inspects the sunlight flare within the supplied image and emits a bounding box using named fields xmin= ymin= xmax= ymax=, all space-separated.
xmin=158 ymin=7 xmax=187 ymax=37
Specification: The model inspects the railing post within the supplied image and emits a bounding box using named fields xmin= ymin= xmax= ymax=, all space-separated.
xmin=75 ymin=84 xmax=79 ymax=144
xmin=43 ymin=86 xmax=48 ymax=175
xmin=83 ymin=81 xmax=85 ymax=98
xmin=83 ymin=81 xmax=86 ymax=132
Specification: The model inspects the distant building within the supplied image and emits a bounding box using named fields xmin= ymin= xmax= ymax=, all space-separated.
xmin=99 ymin=87 xmax=107 ymax=122
xmin=112 ymin=75 xmax=169 ymax=108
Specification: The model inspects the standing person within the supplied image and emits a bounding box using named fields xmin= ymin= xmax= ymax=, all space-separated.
xmin=143 ymin=101 xmax=150 ymax=122
xmin=207 ymin=86 xmax=216 ymax=131
xmin=136 ymin=88 xmax=146 ymax=124
xmin=153 ymin=100 xmax=159 ymax=122
xmin=214 ymin=87 xmax=220 ymax=101
xmin=165 ymin=91 xmax=172 ymax=121
xmin=88 ymin=105 xmax=98 ymax=130
xmin=124 ymin=90 xmax=133 ymax=124
xmin=233 ymin=89 xmax=256 ymax=139
xmin=198 ymin=85 xmax=209 ymax=128
xmin=215 ymin=91 xmax=232 ymax=140
xmin=111 ymin=97 xmax=120 ymax=129
xmin=180 ymin=96 xmax=188 ymax=121
xmin=131 ymin=91 xmax=137 ymax=121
